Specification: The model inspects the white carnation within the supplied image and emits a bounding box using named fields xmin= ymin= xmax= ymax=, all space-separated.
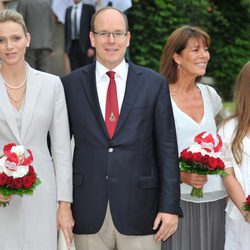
xmin=10 ymin=145 xmax=25 ymax=156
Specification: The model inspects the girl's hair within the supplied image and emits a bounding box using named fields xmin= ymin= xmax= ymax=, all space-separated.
xmin=228 ymin=61 xmax=250 ymax=164
xmin=0 ymin=9 xmax=27 ymax=35
xmin=160 ymin=25 xmax=210 ymax=84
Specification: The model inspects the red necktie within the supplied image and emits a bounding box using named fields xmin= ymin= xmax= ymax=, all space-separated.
xmin=105 ymin=71 xmax=119 ymax=139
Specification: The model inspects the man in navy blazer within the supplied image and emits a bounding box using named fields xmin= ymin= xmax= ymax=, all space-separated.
xmin=64 ymin=0 xmax=95 ymax=70
xmin=62 ymin=6 xmax=182 ymax=250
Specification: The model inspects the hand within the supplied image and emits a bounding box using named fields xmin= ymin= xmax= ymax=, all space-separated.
xmin=0 ymin=194 xmax=12 ymax=203
xmin=153 ymin=212 xmax=178 ymax=242
xmin=181 ymin=172 xmax=207 ymax=189
xmin=57 ymin=202 xmax=74 ymax=249
xmin=243 ymin=211 xmax=250 ymax=223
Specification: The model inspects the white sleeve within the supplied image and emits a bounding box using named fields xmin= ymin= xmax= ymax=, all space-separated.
xmin=206 ymin=85 xmax=223 ymax=116
xmin=218 ymin=124 xmax=234 ymax=169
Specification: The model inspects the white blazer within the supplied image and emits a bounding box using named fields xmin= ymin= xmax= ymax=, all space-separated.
xmin=0 ymin=65 xmax=72 ymax=250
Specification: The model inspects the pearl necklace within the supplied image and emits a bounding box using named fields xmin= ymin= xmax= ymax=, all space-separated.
xmin=2 ymin=66 xmax=27 ymax=90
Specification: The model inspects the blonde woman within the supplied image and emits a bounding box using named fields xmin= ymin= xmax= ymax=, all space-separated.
xmin=0 ymin=10 xmax=73 ymax=249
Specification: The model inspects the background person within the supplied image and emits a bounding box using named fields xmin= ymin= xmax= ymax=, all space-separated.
xmin=64 ymin=0 xmax=95 ymax=71
xmin=0 ymin=9 xmax=74 ymax=249
xmin=160 ymin=25 xmax=227 ymax=250
xmin=17 ymin=0 xmax=55 ymax=73
xmin=62 ymin=7 xmax=182 ymax=250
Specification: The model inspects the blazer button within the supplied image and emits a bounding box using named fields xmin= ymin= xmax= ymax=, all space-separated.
xmin=108 ymin=148 xmax=113 ymax=153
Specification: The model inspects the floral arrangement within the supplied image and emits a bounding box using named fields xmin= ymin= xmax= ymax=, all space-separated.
xmin=242 ymin=195 xmax=250 ymax=211
xmin=0 ymin=143 xmax=41 ymax=207
xmin=179 ymin=131 xmax=228 ymax=198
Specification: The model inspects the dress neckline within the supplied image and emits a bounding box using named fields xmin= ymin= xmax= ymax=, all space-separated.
xmin=170 ymin=84 xmax=205 ymax=125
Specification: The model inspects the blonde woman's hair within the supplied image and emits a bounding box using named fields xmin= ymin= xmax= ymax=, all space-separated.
xmin=0 ymin=9 xmax=27 ymax=35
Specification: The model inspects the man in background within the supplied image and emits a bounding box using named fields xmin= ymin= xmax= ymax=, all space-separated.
xmin=64 ymin=0 xmax=95 ymax=71
xmin=17 ymin=0 xmax=55 ymax=73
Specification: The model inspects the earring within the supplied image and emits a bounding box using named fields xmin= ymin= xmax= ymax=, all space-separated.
xmin=177 ymin=64 xmax=181 ymax=70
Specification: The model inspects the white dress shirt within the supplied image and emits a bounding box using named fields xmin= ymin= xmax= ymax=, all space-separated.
xmin=95 ymin=59 xmax=128 ymax=119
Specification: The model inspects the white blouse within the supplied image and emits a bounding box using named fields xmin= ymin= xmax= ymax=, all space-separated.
xmin=171 ymin=83 xmax=227 ymax=203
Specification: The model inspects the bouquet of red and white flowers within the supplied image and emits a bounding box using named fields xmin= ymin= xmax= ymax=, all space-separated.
xmin=179 ymin=131 xmax=228 ymax=198
xmin=0 ymin=143 xmax=41 ymax=207
xmin=242 ymin=195 xmax=250 ymax=211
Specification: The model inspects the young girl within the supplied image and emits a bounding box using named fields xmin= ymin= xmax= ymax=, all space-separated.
xmin=219 ymin=61 xmax=250 ymax=250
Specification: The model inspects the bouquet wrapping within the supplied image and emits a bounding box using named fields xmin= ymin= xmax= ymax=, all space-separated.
xmin=179 ymin=131 xmax=228 ymax=198
xmin=0 ymin=143 xmax=41 ymax=207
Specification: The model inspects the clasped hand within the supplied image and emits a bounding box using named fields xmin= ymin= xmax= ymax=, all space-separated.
xmin=181 ymin=172 xmax=208 ymax=188
xmin=57 ymin=202 xmax=75 ymax=249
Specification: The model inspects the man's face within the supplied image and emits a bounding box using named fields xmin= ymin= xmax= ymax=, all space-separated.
xmin=89 ymin=9 xmax=130 ymax=69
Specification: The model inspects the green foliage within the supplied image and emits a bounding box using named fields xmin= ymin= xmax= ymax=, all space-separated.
xmin=127 ymin=0 xmax=250 ymax=101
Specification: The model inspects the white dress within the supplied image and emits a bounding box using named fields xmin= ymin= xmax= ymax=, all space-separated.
xmin=219 ymin=118 xmax=250 ymax=250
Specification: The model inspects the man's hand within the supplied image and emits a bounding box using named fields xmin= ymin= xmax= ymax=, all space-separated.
xmin=153 ymin=212 xmax=178 ymax=242
xmin=57 ymin=202 xmax=74 ymax=249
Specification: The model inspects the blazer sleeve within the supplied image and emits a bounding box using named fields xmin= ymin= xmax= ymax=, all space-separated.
xmin=49 ymin=77 xmax=73 ymax=202
xmin=154 ymin=78 xmax=182 ymax=216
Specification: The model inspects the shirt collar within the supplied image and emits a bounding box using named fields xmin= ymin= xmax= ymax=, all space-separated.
xmin=96 ymin=59 xmax=128 ymax=82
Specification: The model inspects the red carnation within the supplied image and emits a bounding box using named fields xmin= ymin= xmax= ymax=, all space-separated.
xmin=245 ymin=195 xmax=250 ymax=206
xmin=28 ymin=165 xmax=35 ymax=175
xmin=217 ymin=158 xmax=225 ymax=170
xmin=6 ymin=152 xmax=19 ymax=164
xmin=6 ymin=176 xmax=14 ymax=188
xmin=12 ymin=178 xmax=23 ymax=189
xmin=192 ymin=152 xmax=202 ymax=162
xmin=208 ymin=157 xmax=218 ymax=170
xmin=3 ymin=143 xmax=16 ymax=155
xmin=0 ymin=173 xmax=8 ymax=186
xmin=23 ymin=175 xmax=35 ymax=189
xmin=200 ymin=155 xmax=210 ymax=165
xmin=180 ymin=149 xmax=189 ymax=160
xmin=22 ymin=149 xmax=33 ymax=165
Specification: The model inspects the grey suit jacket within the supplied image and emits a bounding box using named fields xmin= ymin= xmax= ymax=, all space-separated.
xmin=17 ymin=0 xmax=55 ymax=50
xmin=0 ymin=65 xmax=72 ymax=249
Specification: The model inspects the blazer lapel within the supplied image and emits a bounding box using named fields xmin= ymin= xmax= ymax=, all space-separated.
xmin=0 ymin=76 xmax=22 ymax=144
xmin=114 ymin=62 xmax=144 ymax=136
xmin=20 ymin=66 xmax=42 ymax=140
xmin=80 ymin=64 xmax=109 ymax=137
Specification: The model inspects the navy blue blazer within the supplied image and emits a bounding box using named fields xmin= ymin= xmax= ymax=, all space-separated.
xmin=62 ymin=61 xmax=182 ymax=235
